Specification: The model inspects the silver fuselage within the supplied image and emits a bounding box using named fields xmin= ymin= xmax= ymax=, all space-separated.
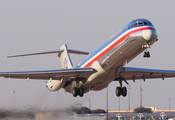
xmin=64 ymin=19 xmax=158 ymax=93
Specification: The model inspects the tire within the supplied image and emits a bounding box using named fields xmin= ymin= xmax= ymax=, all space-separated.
xmin=143 ymin=52 xmax=147 ymax=57
xmin=72 ymin=87 xmax=78 ymax=97
xmin=122 ymin=87 xmax=127 ymax=97
xmin=147 ymin=52 xmax=150 ymax=57
xmin=116 ymin=87 xmax=121 ymax=97
xmin=79 ymin=87 xmax=84 ymax=97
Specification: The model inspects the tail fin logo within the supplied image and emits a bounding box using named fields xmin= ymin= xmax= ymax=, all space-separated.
xmin=59 ymin=44 xmax=73 ymax=69
xmin=63 ymin=57 xmax=68 ymax=69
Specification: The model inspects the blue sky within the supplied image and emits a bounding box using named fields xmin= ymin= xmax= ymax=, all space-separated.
xmin=0 ymin=0 xmax=175 ymax=111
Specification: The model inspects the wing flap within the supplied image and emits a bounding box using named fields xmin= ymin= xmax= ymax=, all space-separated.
xmin=0 ymin=67 xmax=95 ymax=80
xmin=118 ymin=67 xmax=175 ymax=80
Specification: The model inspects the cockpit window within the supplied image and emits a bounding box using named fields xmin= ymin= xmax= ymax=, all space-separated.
xmin=130 ymin=23 xmax=138 ymax=28
xmin=143 ymin=22 xmax=148 ymax=25
xmin=138 ymin=21 xmax=143 ymax=25
xmin=130 ymin=21 xmax=151 ymax=28
xmin=148 ymin=22 xmax=153 ymax=26
xmin=127 ymin=19 xmax=154 ymax=30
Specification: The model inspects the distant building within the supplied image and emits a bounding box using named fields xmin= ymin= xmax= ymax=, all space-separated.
xmin=109 ymin=110 xmax=134 ymax=114
xmin=109 ymin=106 xmax=175 ymax=114
xmin=145 ymin=107 xmax=158 ymax=111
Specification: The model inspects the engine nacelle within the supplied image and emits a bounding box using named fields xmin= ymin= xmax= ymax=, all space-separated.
xmin=46 ymin=78 xmax=66 ymax=91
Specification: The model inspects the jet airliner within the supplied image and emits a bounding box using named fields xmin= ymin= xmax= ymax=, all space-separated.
xmin=1 ymin=18 xmax=175 ymax=97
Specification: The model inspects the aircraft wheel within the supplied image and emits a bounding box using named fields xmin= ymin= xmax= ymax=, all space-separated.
xmin=79 ymin=87 xmax=84 ymax=97
xmin=147 ymin=52 xmax=150 ymax=57
xmin=116 ymin=87 xmax=121 ymax=97
xmin=143 ymin=51 xmax=150 ymax=58
xmin=143 ymin=52 xmax=147 ymax=57
xmin=122 ymin=87 xmax=127 ymax=97
xmin=72 ymin=87 xmax=78 ymax=97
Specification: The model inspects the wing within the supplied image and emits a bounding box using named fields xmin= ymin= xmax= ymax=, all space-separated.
xmin=0 ymin=67 xmax=96 ymax=81
xmin=116 ymin=67 xmax=175 ymax=81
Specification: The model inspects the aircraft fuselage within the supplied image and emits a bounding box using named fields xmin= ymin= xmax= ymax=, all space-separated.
xmin=64 ymin=18 xmax=158 ymax=94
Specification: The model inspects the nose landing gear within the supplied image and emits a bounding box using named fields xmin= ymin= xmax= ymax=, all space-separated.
xmin=143 ymin=51 xmax=150 ymax=58
xmin=143 ymin=44 xmax=151 ymax=58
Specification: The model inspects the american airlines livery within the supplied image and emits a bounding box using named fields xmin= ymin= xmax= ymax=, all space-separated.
xmin=1 ymin=18 xmax=175 ymax=97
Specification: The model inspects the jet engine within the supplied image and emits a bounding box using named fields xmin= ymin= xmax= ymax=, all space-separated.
xmin=46 ymin=78 xmax=66 ymax=91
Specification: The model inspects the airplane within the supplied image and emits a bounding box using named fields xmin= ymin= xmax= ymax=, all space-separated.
xmin=1 ymin=18 xmax=175 ymax=97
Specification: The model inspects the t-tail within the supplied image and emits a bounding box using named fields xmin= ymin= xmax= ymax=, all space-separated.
xmin=59 ymin=44 xmax=73 ymax=69
xmin=7 ymin=44 xmax=89 ymax=69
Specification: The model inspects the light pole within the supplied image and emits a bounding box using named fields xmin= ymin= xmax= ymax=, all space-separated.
xmin=140 ymin=80 xmax=143 ymax=107
xmin=89 ymin=89 xmax=91 ymax=109
xmin=128 ymin=85 xmax=131 ymax=111
xmin=106 ymin=87 xmax=108 ymax=120
xmin=118 ymin=97 xmax=120 ymax=111
xmin=169 ymin=98 xmax=171 ymax=112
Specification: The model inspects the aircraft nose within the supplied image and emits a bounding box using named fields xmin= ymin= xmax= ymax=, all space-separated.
xmin=142 ymin=29 xmax=157 ymax=41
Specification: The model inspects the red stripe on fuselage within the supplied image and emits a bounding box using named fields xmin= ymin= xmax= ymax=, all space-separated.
xmin=84 ymin=27 xmax=154 ymax=67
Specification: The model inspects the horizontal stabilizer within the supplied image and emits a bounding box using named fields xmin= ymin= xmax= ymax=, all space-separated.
xmin=67 ymin=49 xmax=89 ymax=55
xmin=7 ymin=49 xmax=89 ymax=58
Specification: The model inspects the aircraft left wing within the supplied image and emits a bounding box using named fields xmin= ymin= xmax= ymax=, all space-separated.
xmin=0 ymin=67 xmax=96 ymax=80
xmin=116 ymin=67 xmax=175 ymax=81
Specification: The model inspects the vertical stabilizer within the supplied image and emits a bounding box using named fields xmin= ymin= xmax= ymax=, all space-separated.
xmin=59 ymin=44 xmax=73 ymax=69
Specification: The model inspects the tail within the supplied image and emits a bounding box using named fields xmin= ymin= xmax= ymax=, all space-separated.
xmin=7 ymin=44 xmax=89 ymax=69
xmin=59 ymin=44 xmax=73 ymax=69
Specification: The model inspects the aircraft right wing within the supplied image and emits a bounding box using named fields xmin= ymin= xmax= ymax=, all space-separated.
xmin=115 ymin=67 xmax=175 ymax=81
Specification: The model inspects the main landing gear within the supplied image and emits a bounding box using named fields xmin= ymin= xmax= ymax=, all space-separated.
xmin=116 ymin=86 xmax=127 ymax=97
xmin=115 ymin=77 xmax=128 ymax=97
xmin=72 ymin=87 xmax=84 ymax=97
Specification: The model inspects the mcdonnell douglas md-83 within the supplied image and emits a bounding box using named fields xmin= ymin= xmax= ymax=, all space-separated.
xmin=1 ymin=18 xmax=175 ymax=97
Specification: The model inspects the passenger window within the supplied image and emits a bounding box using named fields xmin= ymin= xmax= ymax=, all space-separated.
xmin=125 ymin=27 xmax=129 ymax=31
xmin=143 ymin=22 xmax=148 ymax=25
